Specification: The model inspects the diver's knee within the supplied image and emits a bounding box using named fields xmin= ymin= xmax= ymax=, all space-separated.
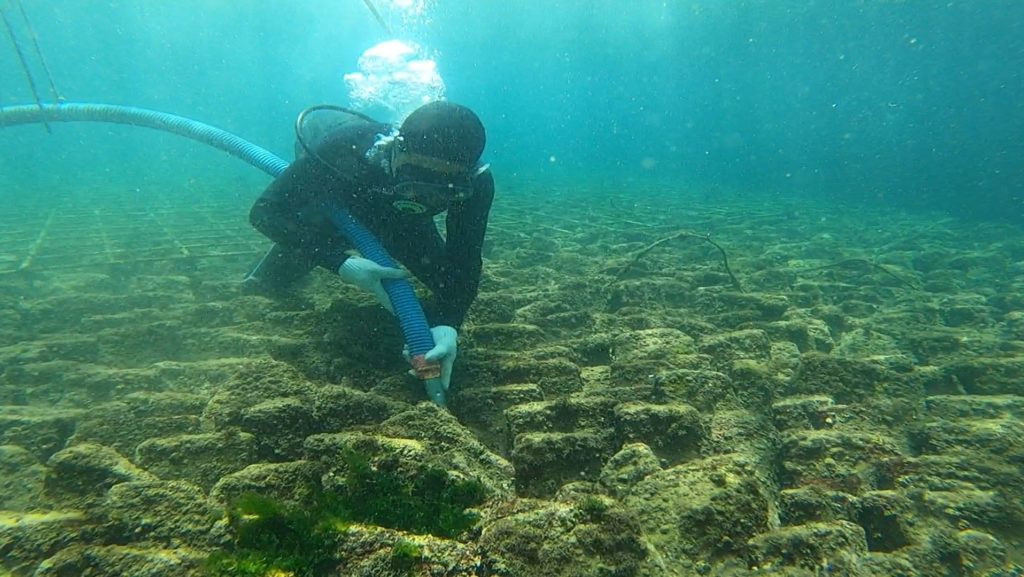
xmin=249 ymin=199 xmax=275 ymax=233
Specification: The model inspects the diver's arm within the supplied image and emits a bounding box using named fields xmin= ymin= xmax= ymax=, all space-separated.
xmin=383 ymin=171 xmax=493 ymax=328
xmin=434 ymin=169 xmax=495 ymax=327
xmin=249 ymin=150 xmax=353 ymax=271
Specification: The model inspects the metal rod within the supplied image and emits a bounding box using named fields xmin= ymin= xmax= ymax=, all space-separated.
xmin=16 ymin=207 xmax=55 ymax=271
xmin=12 ymin=0 xmax=61 ymax=102
xmin=1 ymin=6 xmax=50 ymax=132
xmin=0 ymin=250 xmax=264 ymax=275
xmin=361 ymin=0 xmax=392 ymax=35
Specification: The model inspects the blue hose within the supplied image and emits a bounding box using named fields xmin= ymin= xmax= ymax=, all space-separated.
xmin=329 ymin=212 xmax=434 ymax=355
xmin=0 ymin=102 xmax=291 ymax=176
xmin=0 ymin=101 xmax=446 ymax=405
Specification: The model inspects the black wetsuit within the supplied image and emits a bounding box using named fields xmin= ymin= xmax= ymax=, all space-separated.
xmin=249 ymin=119 xmax=494 ymax=328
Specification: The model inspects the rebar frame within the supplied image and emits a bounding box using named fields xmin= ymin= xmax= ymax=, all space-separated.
xmin=0 ymin=187 xmax=265 ymax=275
xmin=0 ymin=183 xmax=782 ymax=276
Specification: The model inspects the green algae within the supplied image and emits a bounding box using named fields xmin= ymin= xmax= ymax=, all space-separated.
xmin=335 ymin=448 xmax=487 ymax=538
xmin=203 ymin=493 xmax=346 ymax=577
xmin=389 ymin=538 xmax=424 ymax=573
xmin=204 ymin=449 xmax=486 ymax=576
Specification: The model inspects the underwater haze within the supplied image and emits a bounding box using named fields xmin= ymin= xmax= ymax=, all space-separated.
xmin=1 ymin=0 xmax=1023 ymax=220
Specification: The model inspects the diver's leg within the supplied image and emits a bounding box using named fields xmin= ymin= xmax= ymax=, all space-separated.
xmin=242 ymin=243 xmax=316 ymax=295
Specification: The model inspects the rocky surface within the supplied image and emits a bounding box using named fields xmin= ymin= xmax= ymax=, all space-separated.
xmin=1 ymin=189 xmax=1023 ymax=576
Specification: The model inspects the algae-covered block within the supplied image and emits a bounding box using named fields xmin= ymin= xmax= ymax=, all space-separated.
xmin=70 ymin=413 xmax=201 ymax=458
xmin=511 ymin=430 xmax=617 ymax=497
xmin=607 ymin=333 xmax=728 ymax=406
xmin=909 ymin=415 xmax=1024 ymax=458
xmin=310 ymin=385 xmax=407 ymax=432
xmin=922 ymin=394 xmax=1024 ymax=421
xmin=477 ymin=499 xmax=647 ymax=577
xmin=771 ymin=395 xmax=838 ymax=432
xmin=704 ymin=409 xmax=779 ymax=459
xmin=0 ymin=511 xmax=89 ymax=576
xmin=607 ymin=278 xmax=697 ymax=310
xmin=497 ymin=356 xmax=584 ymax=396
xmin=505 ymin=396 xmax=618 ymax=438
xmin=303 ymin=431 xmax=429 ymax=477
xmin=943 ymin=357 xmax=1024 ymax=396
xmin=779 ymin=429 xmax=902 ymax=494
xmin=646 ymin=367 xmax=735 ymax=411
xmin=855 ymin=490 xmax=913 ymax=553
xmin=746 ymin=521 xmax=868 ymax=571
xmin=613 ymin=402 xmax=703 ymax=465
xmin=45 ymin=443 xmax=157 ymax=507
xmin=67 ymin=393 xmax=206 ymax=458
xmin=716 ymin=292 xmax=791 ymax=320
xmin=134 ymin=431 xmax=258 ymax=490
xmin=611 ymin=328 xmax=697 ymax=363
xmin=104 ymin=480 xmax=216 ymax=546
xmin=462 ymin=349 xmax=584 ymax=395
xmin=453 ymin=383 xmax=544 ymax=419
xmin=201 ymin=358 xmax=318 ymax=429
xmin=832 ymin=326 xmax=914 ymax=370
xmin=697 ymin=328 xmax=774 ymax=367
xmin=769 ymin=317 xmax=836 ymax=353
xmin=209 ymin=460 xmax=322 ymax=508
xmin=0 ymin=445 xmax=47 ymax=510
xmin=306 ymin=428 xmax=512 ymax=503
xmin=33 ymin=544 xmax=203 ymax=577
xmin=1 ymin=335 xmax=101 ymax=365
xmin=623 ymin=453 xmax=772 ymax=562
xmin=727 ymin=358 xmax=782 ymax=409
xmin=956 ymin=529 xmax=1009 ymax=576
xmin=466 ymin=322 xmax=547 ymax=350
xmin=453 ymin=383 xmax=543 ymax=454
xmin=785 ymin=352 xmax=916 ymax=403
xmin=909 ymin=395 xmax=1024 ymax=531
xmin=778 ymin=486 xmax=855 ymax=525
xmin=467 ymin=292 xmax=517 ymax=324
xmin=377 ymin=404 xmax=516 ymax=497
xmin=904 ymin=327 xmax=970 ymax=363
xmin=610 ymin=353 xmax=711 ymax=389
xmin=904 ymin=452 xmax=1023 ymax=529
xmin=0 ymin=406 xmax=81 ymax=462
xmin=919 ymin=485 xmax=1006 ymax=529
xmin=241 ymin=396 xmax=315 ymax=459
xmin=599 ymin=442 xmax=662 ymax=497
xmin=1005 ymin=310 xmax=1024 ymax=339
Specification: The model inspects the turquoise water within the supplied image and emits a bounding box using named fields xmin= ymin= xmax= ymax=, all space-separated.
xmin=3 ymin=3 xmax=1024 ymax=574
xmin=1 ymin=0 xmax=1022 ymax=220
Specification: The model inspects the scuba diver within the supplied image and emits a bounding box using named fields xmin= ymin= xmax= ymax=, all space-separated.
xmin=245 ymin=101 xmax=494 ymax=393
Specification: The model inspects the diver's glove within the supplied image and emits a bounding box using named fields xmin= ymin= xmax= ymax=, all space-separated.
xmin=404 ymin=325 xmax=458 ymax=391
xmin=337 ymin=256 xmax=408 ymax=313
xmin=426 ymin=325 xmax=458 ymax=390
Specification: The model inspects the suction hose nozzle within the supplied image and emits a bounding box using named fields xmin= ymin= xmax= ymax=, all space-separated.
xmin=407 ymin=355 xmax=447 ymax=406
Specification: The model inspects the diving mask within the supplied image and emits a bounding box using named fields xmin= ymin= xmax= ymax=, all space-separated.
xmin=386 ymin=142 xmax=486 ymax=214
xmin=386 ymin=174 xmax=476 ymax=214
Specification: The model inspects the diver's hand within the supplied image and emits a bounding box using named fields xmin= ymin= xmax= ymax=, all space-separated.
xmin=425 ymin=326 xmax=458 ymax=390
xmin=403 ymin=325 xmax=458 ymax=390
xmin=337 ymin=257 xmax=408 ymax=313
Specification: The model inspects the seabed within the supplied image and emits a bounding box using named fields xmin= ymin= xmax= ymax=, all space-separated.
xmin=0 ymin=181 xmax=1022 ymax=577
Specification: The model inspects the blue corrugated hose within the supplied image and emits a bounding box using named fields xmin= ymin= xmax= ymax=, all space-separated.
xmin=0 ymin=101 xmax=447 ymax=405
